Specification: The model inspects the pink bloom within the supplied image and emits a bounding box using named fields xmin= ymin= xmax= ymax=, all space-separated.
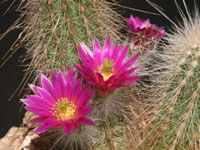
xmin=125 ymin=15 xmax=151 ymax=32
xmin=125 ymin=15 xmax=165 ymax=53
xmin=21 ymin=68 xmax=95 ymax=134
xmin=75 ymin=37 xmax=140 ymax=96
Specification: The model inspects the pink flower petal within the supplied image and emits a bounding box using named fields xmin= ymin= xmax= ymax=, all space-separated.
xmin=51 ymin=69 xmax=57 ymax=86
xmin=111 ymin=44 xmax=119 ymax=61
xmin=93 ymin=38 xmax=101 ymax=51
xmin=35 ymin=121 xmax=58 ymax=134
xmin=103 ymin=37 xmax=112 ymax=50
xmin=76 ymin=86 xmax=94 ymax=106
xmin=80 ymin=42 xmax=93 ymax=57
xmin=114 ymin=45 xmax=129 ymax=69
xmin=124 ymin=76 xmax=141 ymax=83
xmin=64 ymin=123 xmax=74 ymax=134
xmin=78 ymin=106 xmax=92 ymax=116
xmin=54 ymin=70 xmax=66 ymax=99
xmin=25 ymin=106 xmax=51 ymax=116
xmin=28 ymin=84 xmax=40 ymax=95
xmin=65 ymin=68 xmax=75 ymax=82
xmin=78 ymin=117 xmax=94 ymax=125
xmin=71 ymin=78 xmax=82 ymax=101
xmin=40 ymin=73 xmax=56 ymax=98
xmin=20 ymin=99 xmax=32 ymax=106
xmin=118 ymin=67 xmax=140 ymax=77
xmin=118 ymin=54 xmax=140 ymax=72
xmin=30 ymin=116 xmax=47 ymax=123
xmin=26 ymin=95 xmax=51 ymax=108
xmin=36 ymin=87 xmax=55 ymax=104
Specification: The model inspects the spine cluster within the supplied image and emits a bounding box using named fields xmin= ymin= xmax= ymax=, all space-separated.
xmin=140 ymin=9 xmax=200 ymax=150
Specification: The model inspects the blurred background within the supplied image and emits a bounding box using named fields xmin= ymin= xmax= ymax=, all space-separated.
xmin=0 ymin=0 xmax=198 ymax=138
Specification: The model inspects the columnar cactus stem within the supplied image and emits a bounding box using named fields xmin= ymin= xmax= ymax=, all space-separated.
xmin=4 ymin=0 xmax=123 ymax=95
xmin=139 ymin=3 xmax=200 ymax=150
xmin=1 ymin=0 xmax=125 ymax=149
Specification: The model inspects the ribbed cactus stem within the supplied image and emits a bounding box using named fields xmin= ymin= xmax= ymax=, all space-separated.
xmin=6 ymin=0 xmax=123 ymax=94
xmin=140 ymin=5 xmax=200 ymax=149
xmin=3 ymin=0 xmax=124 ymax=149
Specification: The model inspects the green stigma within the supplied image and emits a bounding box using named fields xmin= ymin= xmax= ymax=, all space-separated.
xmin=58 ymin=98 xmax=68 ymax=111
xmin=146 ymin=23 xmax=151 ymax=28
xmin=103 ymin=58 xmax=114 ymax=72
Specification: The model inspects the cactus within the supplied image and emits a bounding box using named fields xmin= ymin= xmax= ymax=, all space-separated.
xmin=4 ymin=0 xmax=123 ymax=96
xmin=1 ymin=0 xmax=128 ymax=149
xmin=138 ymin=2 xmax=200 ymax=150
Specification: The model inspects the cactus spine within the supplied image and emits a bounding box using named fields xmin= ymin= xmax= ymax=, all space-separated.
xmin=140 ymin=4 xmax=200 ymax=150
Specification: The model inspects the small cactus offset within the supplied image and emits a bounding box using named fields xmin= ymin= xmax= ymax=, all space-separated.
xmin=139 ymin=3 xmax=200 ymax=150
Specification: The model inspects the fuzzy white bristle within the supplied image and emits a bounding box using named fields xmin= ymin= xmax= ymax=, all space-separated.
xmin=45 ymin=126 xmax=99 ymax=150
xmin=137 ymin=1 xmax=200 ymax=149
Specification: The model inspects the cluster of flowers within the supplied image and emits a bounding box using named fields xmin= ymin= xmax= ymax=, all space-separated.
xmin=21 ymin=15 xmax=165 ymax=135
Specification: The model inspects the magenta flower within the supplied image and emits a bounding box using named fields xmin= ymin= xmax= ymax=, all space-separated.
xmin=125 ymin=15 xmax=165 ymax=53
xmin=75 ymin=37 xmax=140 ymax=96
xmin=21 ymin=68 xmax=95 ymax=134
xmin=125 ymin=15 xmax=151 ymax=32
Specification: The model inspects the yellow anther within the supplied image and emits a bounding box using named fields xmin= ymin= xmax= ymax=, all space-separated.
xmin=52 ymin=98 xmax=77 ymax=121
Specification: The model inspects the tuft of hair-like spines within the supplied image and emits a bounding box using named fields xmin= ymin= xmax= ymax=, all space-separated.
xmin=139 ymin=3 xmax=200 ymax=150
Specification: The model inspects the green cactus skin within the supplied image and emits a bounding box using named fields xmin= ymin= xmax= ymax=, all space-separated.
xmin=5 ymin=0 xmax=123 ymax=96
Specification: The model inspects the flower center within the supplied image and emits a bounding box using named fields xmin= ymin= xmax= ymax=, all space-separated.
xmin=98 ymin=58 xmax=114 ymax=81
xmin=52 ymin=98 xmax=77 ymax=121
xmin=100 ymin=71 xmax=114 ymax=81
xmin=146 ymin=23 xmax=151 ymax=28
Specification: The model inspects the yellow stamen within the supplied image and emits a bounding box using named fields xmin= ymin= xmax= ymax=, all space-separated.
xmin=52 ymin=98 xmax=77 ymax=121
xmin=97 ymin=65 xmax=114 ymax=81
xmin=146 ymin=23 xmax=151 ymax=28
xmin=100 ymin=70 xmax=114 ymax=81
xmin=97 ymin=59 xmax=115 ymax=81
